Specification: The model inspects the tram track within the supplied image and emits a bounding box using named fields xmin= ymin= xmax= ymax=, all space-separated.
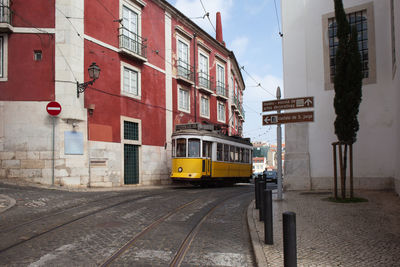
xmin=100 ymin=188 xmax=253 ymax=267
xmin=0 ymin=190 xmax=174 ymax=254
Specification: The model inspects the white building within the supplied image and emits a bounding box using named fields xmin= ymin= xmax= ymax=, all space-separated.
xmin=281 ymin=0 xmax=400 ymax=195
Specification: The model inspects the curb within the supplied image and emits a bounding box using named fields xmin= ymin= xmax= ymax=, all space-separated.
xmin=0 ymin=194 xmax=16 ymax=213
xmin=247 ymin=199 xmax=268 ymax=267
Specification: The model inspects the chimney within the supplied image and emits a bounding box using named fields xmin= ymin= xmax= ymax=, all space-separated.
xmin=216 ymin=12 xmax=224 ymax=46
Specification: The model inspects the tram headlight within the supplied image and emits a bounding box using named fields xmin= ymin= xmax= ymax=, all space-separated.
xmin=178 ymin=167 xmax=183 ymax=173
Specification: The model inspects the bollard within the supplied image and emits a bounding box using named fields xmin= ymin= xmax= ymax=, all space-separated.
xmin=283 ymin=212 xmax=297 ymax=267
xmin=255 ymin=178 xmax=260 ymax=209
xmin=258 ymin=181 xmax=265 ymax=221
xmin=264 ymin=189 xmax=273 ymax=245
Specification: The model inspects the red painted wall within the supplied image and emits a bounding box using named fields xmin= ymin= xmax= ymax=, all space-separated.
xmin=12 ymin=0 xmax=55 ymax=28
xmin=84 ymin=39 xmax=166 ymax=146
xmin=0 ymin=34 xmax=55 ymax=101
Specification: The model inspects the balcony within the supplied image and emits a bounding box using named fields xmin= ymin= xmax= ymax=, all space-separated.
xmin=231 ymin=94 xmax=239 ymax=109
xmin=216 ymin=81 xmax=228 ymax=100
xmin=119 ymin=30 xmax=147 ymax=62
xmin=176 ymin=59 xmax=194 ymax=85
xmin=238 ymin=105 xmax=245 ymax=120
xmin=197 ymin=71 xmax=213 ymax=94
xmin=0 ymin=1 xmax=13 ymax=32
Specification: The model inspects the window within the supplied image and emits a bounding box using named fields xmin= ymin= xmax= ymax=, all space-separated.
xmin=200 ymin=95 xmax=209 ymax=118
xmin=34 ymin=50 xmax=42 ymax=61
xmin=230 ymin=145 xmax=234 ymax=162
xmin=177 ymin=38 xmax=190 ymax=78
xmin=202 ymin=141 xmax=212 ymax=158
xmin=198 ymin=52 xmax=209 ymax=88
xmin=223 ymin=144 xmax=229 ymax=162
xmin=178 ymin=87 xmax=190 ymax=112
xmin=172 ymin=139 xmax=176 ymax=157
xmin=217 ymin=101 xmax=225 ymax=122
xmin=217 ymin=143 xmax=223 ymax=161
xmin=323 ymin=2 xmax=376 ymax=89
xmin=188 ymin=138 xmax=200 ymax=157
xmin=390 ymin=0 xmax=396 ymax=77
xmin=176 ymin=138 xmax=186 ymax=157
xmin=123 ymin=67 xmax=138 ymax=96
xmin=0 ymin=36 xmax=3 ymax=78
xmin=216 ymin=63 xmax=225 ymax=96
xmin=122 ymin=5 xmax=138 ymax=53
xmin=0 ymin=34 xmax=7 ymax=81
xmin=124 ymin=121 xmax=139 ymax=140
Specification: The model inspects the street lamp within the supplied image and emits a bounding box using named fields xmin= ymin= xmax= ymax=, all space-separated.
xmin=77 ymin=62 xmax=101 ymax=98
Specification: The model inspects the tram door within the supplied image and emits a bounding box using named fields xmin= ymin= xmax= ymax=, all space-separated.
xmin=124 ymin=144 xmax=139 ymax=184
xmin=202 ymin=141 xmax=212 ymax=176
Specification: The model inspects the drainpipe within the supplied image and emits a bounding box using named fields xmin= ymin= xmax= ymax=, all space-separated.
xmin=193 ymin=33 xmax=197 ymax=123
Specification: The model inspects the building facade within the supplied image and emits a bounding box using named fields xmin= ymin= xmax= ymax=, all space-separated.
xmin=0 ymin=0 xmax=245 ymax=187
xmin=281 ymin=0 xmax=400 ymax=195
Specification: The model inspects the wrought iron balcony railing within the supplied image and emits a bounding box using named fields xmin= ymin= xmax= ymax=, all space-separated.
xmin=0 ymin=3 xmax=12 ymax=25
xmin=119 ymin=30 xmax=147 ymax=59
xmin=197 ymin=71 xmax=212 ymax=90
xmin=177 ymin=59 xmax=194 ymax=82
xmin=216 ymin=81 xmax=228 ymax=98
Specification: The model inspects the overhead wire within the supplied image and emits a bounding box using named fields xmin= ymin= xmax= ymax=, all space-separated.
xmin=199 ymin=0 xmax=216 ymax=33
xmin=273 ymin=0 xmax=283 ymax=37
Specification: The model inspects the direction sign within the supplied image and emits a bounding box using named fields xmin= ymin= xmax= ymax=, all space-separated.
xmin=262 ymin=96 xmax=314 ymax=112
xmin=46 ymin=101 xmax=62 ymax=116
xmin=263 ymin=111 xmax=314 ymax=125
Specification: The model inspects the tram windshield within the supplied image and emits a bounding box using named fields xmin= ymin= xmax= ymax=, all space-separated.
xmin=176 ymin=138 xmax=186 ymax=157
xmin=188 ymin=138 xmax=200 ymax=157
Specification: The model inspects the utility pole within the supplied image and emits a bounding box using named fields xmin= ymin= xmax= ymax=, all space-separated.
xmin=276 ymin=86 xmax=283 ymax=200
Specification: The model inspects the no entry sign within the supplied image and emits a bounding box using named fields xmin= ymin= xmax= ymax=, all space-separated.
xmin=46 ymin=101 xmax=62 ymax=116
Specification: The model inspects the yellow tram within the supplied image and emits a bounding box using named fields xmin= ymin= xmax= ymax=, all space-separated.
xmin=170 ymin=123 xmax=253 ymax=185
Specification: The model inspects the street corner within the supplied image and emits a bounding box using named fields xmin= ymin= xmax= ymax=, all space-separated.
xmin=0 ymin=194 xmax=16 ymax=213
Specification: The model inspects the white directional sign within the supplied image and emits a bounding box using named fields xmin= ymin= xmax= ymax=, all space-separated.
xmin=262 ymin=96 xmax=314 ymax=112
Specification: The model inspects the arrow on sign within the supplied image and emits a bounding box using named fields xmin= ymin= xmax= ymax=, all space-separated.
xmin=305 ymin=98 xmax=313 ymax=107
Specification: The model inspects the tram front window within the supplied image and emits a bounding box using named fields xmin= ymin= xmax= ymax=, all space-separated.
xmin=188 ymin=138 xmax=200 ymax=157
xmin=176 ymin=138 xmax=186 ymax=157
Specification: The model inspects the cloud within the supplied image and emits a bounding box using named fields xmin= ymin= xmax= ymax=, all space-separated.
xmin=229 ymin=36 xmax=249 ymax=62
xmin=174 ymin=0 xmax=233 ymax=35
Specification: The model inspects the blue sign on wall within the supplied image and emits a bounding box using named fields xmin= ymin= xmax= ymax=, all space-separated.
xmin=64 ymin=131 xmax=84 ymax=155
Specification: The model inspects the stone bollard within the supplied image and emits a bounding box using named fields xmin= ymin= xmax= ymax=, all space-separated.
xmin=264 ymin=189 xmax=273 ymax=245
xmin=258 ymin=181 xmax=265 ymax=221
xmin=283 ymin=211 xmax=297 ymax=267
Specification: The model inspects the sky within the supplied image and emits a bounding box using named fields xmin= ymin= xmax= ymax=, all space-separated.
xmin=167 ymin=0 xmax=284 ymax=144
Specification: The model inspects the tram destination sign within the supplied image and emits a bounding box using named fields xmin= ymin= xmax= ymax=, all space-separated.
xmin=262 ymin=96 xmax=314 ymax=112
xmin=262 ymin=111 xmax=314 ymax=125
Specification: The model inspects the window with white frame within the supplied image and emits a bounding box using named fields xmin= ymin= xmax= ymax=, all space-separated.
xmin=216 ymin=63 xmax=225 ymax=96
xmin=217 ymin=101 xmax=225 ymax=122
xmin=177 ymin=38 xmax=190 ymax=79
xmin=0 ymin=36 xmax=3 ymax=78
xmin=0 ymin=34 xmax=7 ymax=81
xmin=121 ymin=62 xmax=141 ymax=98
xmin=120 ymin=0 xmax=144 ymax=57
xmin=200 ymin=95 xmax=209 ymax=118
xmin=178 ymin=87 xmax=190 ymax=113
xmin=198 ymin=52 xmax=209 ymax=88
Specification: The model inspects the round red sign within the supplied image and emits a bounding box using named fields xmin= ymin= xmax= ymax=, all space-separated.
xmin=46 ymin=101 xmax=62 ymax=116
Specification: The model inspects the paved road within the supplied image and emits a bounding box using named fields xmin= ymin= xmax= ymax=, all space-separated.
xmin=0 ymin=183 xmax=255 ymax=266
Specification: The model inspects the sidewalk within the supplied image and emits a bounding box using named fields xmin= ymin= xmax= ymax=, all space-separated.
xmin=247 ymin=190 xmax=400 ymax=267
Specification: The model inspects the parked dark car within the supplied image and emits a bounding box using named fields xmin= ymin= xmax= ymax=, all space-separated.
xmin=263 ymin=170 xmax=278 ymax=183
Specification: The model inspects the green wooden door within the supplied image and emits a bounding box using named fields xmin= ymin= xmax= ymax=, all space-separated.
xmin=124 ymin=144 xmax=139 ymax=184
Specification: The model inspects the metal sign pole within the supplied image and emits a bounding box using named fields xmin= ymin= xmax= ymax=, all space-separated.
xmin=276 ymin=87 xmax=283 ymax=200
xmin=52 ymin=116 xmax=55 ymax=186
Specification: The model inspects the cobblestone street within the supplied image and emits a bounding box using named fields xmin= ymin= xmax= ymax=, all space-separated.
xmin=249 ymin=190 xmax=400 ymax=267
xmin=0 ymin=183 xmax=255 ymax=266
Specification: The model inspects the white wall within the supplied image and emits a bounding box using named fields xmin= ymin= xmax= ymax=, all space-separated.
xmin=282 ymin=0 xmax=398 ymax=192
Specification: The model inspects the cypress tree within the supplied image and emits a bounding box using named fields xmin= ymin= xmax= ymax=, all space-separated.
xmin=333 ymin=0 xmax=362 ymax=144
xmin=333 ymin=0 xmax=363 ymax=199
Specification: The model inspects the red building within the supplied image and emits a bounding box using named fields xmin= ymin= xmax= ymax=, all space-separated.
xmin=0 ymin=0 xmax=245 ymax=187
